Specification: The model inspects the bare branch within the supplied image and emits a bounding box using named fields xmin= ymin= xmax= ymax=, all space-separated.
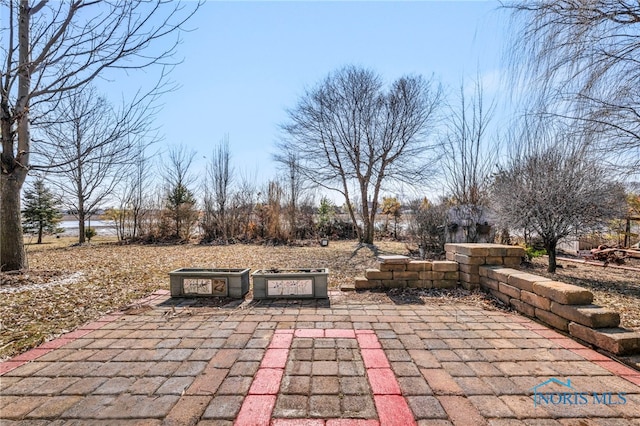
xmin=279 ymin=65 xmax=442 ymax=244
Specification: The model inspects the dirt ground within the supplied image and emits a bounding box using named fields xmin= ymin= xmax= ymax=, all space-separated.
xmin=1 ymin=239 xmax=638 ymax=360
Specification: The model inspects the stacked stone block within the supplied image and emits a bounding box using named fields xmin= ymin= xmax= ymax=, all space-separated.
xmin=354 ymin=255 xmax=458 ymax=290
xmin=444 ymin=243 xmax=525 ymax=290
xmin=351 ymin=243 xmax=638 ymax=356
xmin=479 ymin=265 xmax=640 ymax=355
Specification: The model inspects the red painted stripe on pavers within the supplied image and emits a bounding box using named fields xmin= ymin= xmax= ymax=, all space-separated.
xmin=361 ymin=349 xmax=390 ymax=369
xmin=154 ymin=289 xmax=170 ymax=295
xmin=99 ymin=314 xmax=122 ymax=322
xmin=326 ymin=420 xmax=380 ymax=426
xmin=325 ymin=329 xmax=356 ymax=338
xmin=38 ymin=338 xmax=73 ymax=349
xmin=275 ymin=329 xmax=295 ymax=334
xmin=11 ymin=348 xmax=53 ymax=362
xmin=260 ymin=349 xmax=289 ymax=369
xmin=623 ymin=375 xmax=640 ymax=386
xmin=272 ymin=419 xmax=325 ymax=426
xmin=269 ymin=333 xmax=294 ymax=349
xmin=570 ymin=348 xmax=612 ymax=362
xmin=0 ymin=361 xmax=25 ymax=375
xmin=249 ymin=368 xmax=284 ymax=395
xmin=235 ymin=394 xmax=276 ymax=426
xmin=367 ymin=368 xmax=401 ymax=395
xmin=294 ymin=329 xmax=324 ymax=338
xmin=373 ymin=395 xmax=416 ymax=426
xmin=357 ymin=334 xmax=382 ymax=349
xmin=78 ymin=321 xmax=107 ymax=330
xmin=62 ymin=329 xmax=93 ymax=339
xmin=594 ymin=360 xmax=640 ymax=376
xmin=355 ymin=329 xmax=375 ymax=334
xmin=437 ymin=395 xmax=487 ymax=426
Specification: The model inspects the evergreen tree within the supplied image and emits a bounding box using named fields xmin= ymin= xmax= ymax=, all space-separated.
xmin=317 ymin=197 xmax=335 ymax=237
xmin=165 ymin=183 xmax=198 ymax=240
xmin=22 ymin=180 xmax=63 ymax=244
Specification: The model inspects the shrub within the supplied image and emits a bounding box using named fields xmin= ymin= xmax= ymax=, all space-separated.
xmin=84 ymin=227 xmax=97 ymax=242
xmin=525 ymin=245 xmax=547 ymax=261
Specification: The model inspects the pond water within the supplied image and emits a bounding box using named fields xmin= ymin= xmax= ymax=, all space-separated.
xmin=57 ymin=220 xmax=116 ymax=236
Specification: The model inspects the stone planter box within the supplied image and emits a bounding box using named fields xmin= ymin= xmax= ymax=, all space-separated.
xmin=169 ymin=268 xmax=250 ymax=298
xmin=252 ymin=268 xmax=329 ymax=299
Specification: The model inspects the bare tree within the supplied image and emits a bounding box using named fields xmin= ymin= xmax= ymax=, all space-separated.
xmin=228 ymin=170 xmax=258 ymax=241
xmin=38 ymin=86 xmax=151 ymax=243
xmin=440 ymin=79 xmax=497 ymax=242
xmin=505 ymin=0 xmax=640 ymax=174
xmin=1 ymin=0 xmax=199 ymax=270
xmin=491 ymin=123 xmax=626 ymax=272
xmin=280 ymin=65 xmax=442 ymax=245
xmin=442 ymin=82 xmax=496 ymax=200
xmin=202 ymin=136 xmax=233 ymax=242
xmin=273 ymin=150 xmax=305 ymax=240
xmin=106 ymin=141 xmax=155 ymax=240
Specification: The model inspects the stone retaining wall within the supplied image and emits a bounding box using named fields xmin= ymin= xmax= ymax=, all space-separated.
xmin=354 ymin=255 xmax=458 ymax=290
xmin=476 ymin=264 xmax=639 ymax=355
xmin=445 ymin=243 xmax=524 ymax=290
xmin=352 ymin=243 xmax=640 ymax=356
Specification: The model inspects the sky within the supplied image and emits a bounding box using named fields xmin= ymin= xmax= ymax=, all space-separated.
xmin=101 ymin=0 xmax=509 ymax=201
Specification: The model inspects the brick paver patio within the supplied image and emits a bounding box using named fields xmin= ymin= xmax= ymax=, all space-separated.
xmin=1 ymin=289 xmax=639 ymax=425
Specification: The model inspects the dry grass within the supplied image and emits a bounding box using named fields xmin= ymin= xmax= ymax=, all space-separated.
xmin=1 ymin=239 xmax=638 ymax=360
xmin=527 ymin=257 xmax=640 ymax=330
xmin=0 ymin=239 xmax=400 ymax=359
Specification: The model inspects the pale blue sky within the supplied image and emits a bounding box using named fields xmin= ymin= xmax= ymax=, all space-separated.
xmin=105 ymin=1 xmax=508 ymax=196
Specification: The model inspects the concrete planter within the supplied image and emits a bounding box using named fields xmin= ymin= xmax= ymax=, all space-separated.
xmin=252 ymin=268 xmax=329 ymax=299
xmin=169 ymin=268 xmax=250 ymax=298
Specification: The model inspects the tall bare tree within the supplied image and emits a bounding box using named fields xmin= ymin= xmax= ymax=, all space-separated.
xmin=491 ymin=123 xmax=626 ymax=272
xmin=506 ymin=0 xmax=640 ymax=174
xmin=280 ymin=65 xmax=442 ymax=245
xmin=1 ymin=0 xmax=199 ymax=270
xmin=38 ymin=85 xmax=152 ymax=243
xmin=441 ymin=80 xmax=496 ymax=206
xmin=202 ymin=136 xmax=233 ymax=242
xmin=440 ymin=79 xmax=497 ymax=242
xmin=228 ymin=171 xmax=258 ymax=241
xmin=106 ymin=141 xmax=154 ymax=240
xmin=273 ymin=150 xmax=305 ymax=240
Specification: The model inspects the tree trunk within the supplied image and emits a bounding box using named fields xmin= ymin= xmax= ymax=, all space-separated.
xmin=0 ymin=173 xmax=28 ymax=270
xmin=0 ymin=2 xmax=31 ymax=270
xmin=394 ymin=217 xmax=398 ymax=240
xmin=545 ymin=239 xmax=558 ymax=273
xmin=78 ymin=210 xmax=86 ymax=244
xmin=624 ymin=218 xmax=631 ymax=248
xmin=37 ymin=221 xmax=43 ymax=244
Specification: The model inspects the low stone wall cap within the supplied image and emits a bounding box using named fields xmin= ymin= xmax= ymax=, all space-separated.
xmin=377 ymin=255 xmax=411 ymax=264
